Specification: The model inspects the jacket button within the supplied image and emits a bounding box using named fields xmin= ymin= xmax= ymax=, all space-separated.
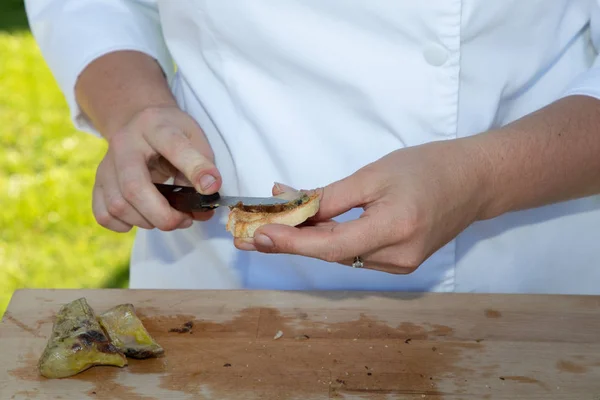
xmin=423 ymin=43 xmax=449 ymax=66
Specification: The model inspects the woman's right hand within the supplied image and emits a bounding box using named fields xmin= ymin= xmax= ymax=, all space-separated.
xmin=92 ymin=105 xmax=222 ymax=233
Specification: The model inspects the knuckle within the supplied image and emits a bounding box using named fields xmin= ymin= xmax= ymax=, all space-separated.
xmin=397 ymin=207 xmax=424 ymax=239
xmin=120 ymin=179 xmax=143 ymax=202
xmin=189 ymin=161 xmax=214 ymax=181
xmin=153 ymin=127 xmax=190 ymax=158
xmin=114 ymin=224 xmax=133 ymax=233
xmin=354 ymin=168 xmax=381 ymax=200
xmin=168 ymin=132 xmax=192 ymax=153
xmin=94 ymin=212 xmax=132 ymax=233
xmin=136 ymin=106 xmax=165 ymax=127
xmin=106 ymin=196 xmax=129 ymax=218
xmin=137 ymin=220 xmax=154 ymax=230
xmin=94 ymin=211 xmax=113 ymax=227
xmin=156 ymin=213 xmax=182 ymax=231
xmin=321 ymin=228 xmax=354 ymax=263
xmin=266 ymin=235 xmax=296 ymax=254
xmin=322 ymin=245 xmax=345 ymax=263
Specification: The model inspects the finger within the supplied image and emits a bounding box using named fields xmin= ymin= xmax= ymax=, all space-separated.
xmin=338 ymin=245 xmax=420 ymax=274
xmin=270 ymin=180 xmax=364 ymax=224
xmin=144 ymin=125 xmax=221 ymax=194
xmin=169 ymin=171 xmax=215 ymax=221
xmin=173 ymin=170 xmax=193 ymax=186
xmin=339 ymin=258 xmax=415 ymax=274
xmin=337 ymin=231 xmax=432 ymax=274
xmin=191 ymin=209 xmax=216 ymax=221
xmin=148 ymin=158 xmax=213 ymax=222
xmin=234 ymin=237 xmax=256 ymax=251
xmin=92 ymin=183 xmax=133 ymax=233
xmin=174 ymin=170 xmax=217 ymax=221
xmin=146 ymin=155 xmax=214 ymax=222
xmin=253 ymin=215 xmax=394 ymax=263
xmin=99 ymin=156 xmax=155 ymax=230
xmin=311 ymin=175 xmax=371 ymax=221
xmin=277 ymin=171 xmax=376 ymax=222
xmin=114 ymin=150 xmax=193 ymax=231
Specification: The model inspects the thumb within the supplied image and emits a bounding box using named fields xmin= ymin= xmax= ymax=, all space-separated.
xmin=184 ymin=120 xmax=222 ymax=195
xmin=146 ymin=122 xmax=222 ymax=195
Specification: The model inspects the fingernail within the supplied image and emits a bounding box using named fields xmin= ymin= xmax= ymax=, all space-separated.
xmin=199 ymin=174 xmax=217 ymax=191
xmin=254 ymin=233 xmax=274 ymax=248
xmin=274 ymin=182 xmax=297 ymax=192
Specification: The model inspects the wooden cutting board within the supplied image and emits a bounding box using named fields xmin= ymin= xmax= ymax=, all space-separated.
xmin=1 ymin=288 xmax=600 ymax=399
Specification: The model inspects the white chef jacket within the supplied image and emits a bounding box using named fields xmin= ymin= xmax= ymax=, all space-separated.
xmin=25 ymin=0 xmax=600 ymax=294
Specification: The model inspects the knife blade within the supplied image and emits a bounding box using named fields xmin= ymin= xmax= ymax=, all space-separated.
xmin=154 ymin=183 xmax=289 ymax=212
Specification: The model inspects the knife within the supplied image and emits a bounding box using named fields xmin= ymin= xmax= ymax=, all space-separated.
xmin=154 ymin=182 xmax=289 ymax=212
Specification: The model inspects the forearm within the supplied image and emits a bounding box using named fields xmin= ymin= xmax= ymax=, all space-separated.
xmin=74 ymin=50 xmax=177 ymax=139
xmin=467 ymin=95 xmax=600 ymax=220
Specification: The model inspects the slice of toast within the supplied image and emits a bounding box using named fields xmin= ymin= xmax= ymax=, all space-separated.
xmin=226 ymin=190 xmax=320 ymax=238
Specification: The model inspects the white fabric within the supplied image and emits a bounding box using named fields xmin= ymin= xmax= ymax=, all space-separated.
xmin=25 ymin=0 xmax=600 ymax=294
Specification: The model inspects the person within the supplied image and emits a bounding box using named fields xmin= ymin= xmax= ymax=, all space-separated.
xmin=24 ymin=1 xmax=600 ymax=294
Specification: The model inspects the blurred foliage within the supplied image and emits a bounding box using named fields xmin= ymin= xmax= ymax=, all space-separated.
xmin=0 ymin=2 xmax=135 ymax=317
xmin=0 ymin=0 xmax=28 ymax=32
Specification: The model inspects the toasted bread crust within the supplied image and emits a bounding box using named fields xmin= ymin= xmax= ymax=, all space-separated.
xmin=226 ymin=192 xmax=320 ymax=238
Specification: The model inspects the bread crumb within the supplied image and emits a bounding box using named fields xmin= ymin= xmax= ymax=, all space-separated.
xmin=274 ymin=330 xmax=283 ymax=340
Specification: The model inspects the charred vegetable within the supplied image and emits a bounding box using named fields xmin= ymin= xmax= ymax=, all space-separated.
xmin=38 ymin=298 xmax=127 ymax=379
xmin=98 ymin=304 xmax=164 ymax=359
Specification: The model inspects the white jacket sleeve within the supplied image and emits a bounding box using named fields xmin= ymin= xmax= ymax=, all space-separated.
xmin=24 ymin=0 xmax=174 ymax=136
xmin=562 ymin=2 xmax=600 ymax=99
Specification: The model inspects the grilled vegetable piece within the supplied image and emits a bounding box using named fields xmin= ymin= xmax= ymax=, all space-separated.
xmin=38 ymin=298 xmax=127 ymax=379
xmin=98 ymin=303 xmax=164 ymax=359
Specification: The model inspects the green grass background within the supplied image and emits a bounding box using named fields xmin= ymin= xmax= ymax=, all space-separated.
xmin=0 ymin=1 xmax=135 ymax=317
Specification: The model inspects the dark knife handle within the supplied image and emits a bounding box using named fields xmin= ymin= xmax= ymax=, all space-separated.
xmin=154 ymin=183 xmax=220 ymax=212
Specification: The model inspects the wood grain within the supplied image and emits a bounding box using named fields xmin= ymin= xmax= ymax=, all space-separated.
xmin=1 ymin=289 xmax=600 ymax=399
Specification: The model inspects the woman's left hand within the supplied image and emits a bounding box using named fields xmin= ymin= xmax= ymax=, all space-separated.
xmin=234 ymin=139 xmax=494 ymax=274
